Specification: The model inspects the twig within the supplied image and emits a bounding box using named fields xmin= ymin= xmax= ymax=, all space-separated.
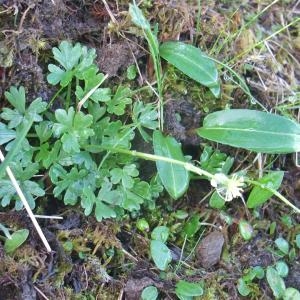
xmin=33 ymin=285 xmax=50 ymax=300
xmin=77 ymin=74 xmax=108 ymax=111
xmin=0 ymin=149 xmax=52 ymax=252
xmin=101 ymin=0 xmax=117 ymax=23
xmin=33 ymin=215 xmax=63 ymax=220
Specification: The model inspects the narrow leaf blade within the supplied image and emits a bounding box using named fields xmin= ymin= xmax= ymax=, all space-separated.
xmin=197 ymin=109 xmax=300 ymax=154
xmin=153 ymin=131 xmax=189 ymax=199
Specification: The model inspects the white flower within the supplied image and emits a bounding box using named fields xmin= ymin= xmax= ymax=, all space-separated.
xmin=210 ymin=173 xmax=244 ymax=202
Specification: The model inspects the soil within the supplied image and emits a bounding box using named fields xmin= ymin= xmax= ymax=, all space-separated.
xmin=0 ymin=1 xmax=299 ymax=299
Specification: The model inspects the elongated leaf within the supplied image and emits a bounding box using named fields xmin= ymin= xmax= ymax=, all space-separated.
xmin=159 ymin=41 xmax=220 ymax=97
xmin=153 ymin=131 xmax=189 ymax=199
xmin=247 ymin=171 xmax=284 ymax=208
xmin=197 ymin=109 xmax=300 ymax=154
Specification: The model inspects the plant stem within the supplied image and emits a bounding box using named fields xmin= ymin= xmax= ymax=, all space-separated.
xmin=87 ymin=144 xmax=214 ymax=179
xmin=206 ymin=56 xmax=267 ymax=111
xmin=86 ymin=144 xmax=300 ymax=214
xmin=228 ymin=17 xmax=300 ymax=64
xmin=66 ymin=82 xmax=72 ymax=110
xmin=47 ymin=85 xmax=65 ymax=108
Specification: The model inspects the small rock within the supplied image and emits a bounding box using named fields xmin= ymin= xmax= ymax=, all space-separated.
xmin=196 ymin=231 xmax=224 ymax=269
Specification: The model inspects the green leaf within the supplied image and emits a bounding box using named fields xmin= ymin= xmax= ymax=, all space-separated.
xmin=275 ymin=261 xmax=289 ymax=277
xmin=4 ymin=86 xmax=26 ymax=113
xmin=239 ymin=220 xmax=253 ymax=241
xmin=174 ymin=210 xmax=188 ymax=219
xmin=1 ymin=107 xmax=23 ymax=128
xmin=159 ymin=41 xmax=220 ymax=97
xmin=151 ymin=226 xmax=169 ymax=243
xmin=129 ymin=3 xmax=150 ymax=30
xmin=0 ymin=180 xmax=17 ymax=207
xmin=237 ymin=278 xmax=251 ymax=297
xmin=150 ymin=240 xmax=172 ymax=271
xmin=47 ymin=41 xmax=97 ymax=87
xmin=27 ymin=98 xmax=47 ymax=121
xmin=50 ymin=165 xmax=94 ymax=205
xmin=106 ymin=86 xmax=132 ymax=116
xmin=110 ymin=164 xmax=139 ymax=189
xmin=247 ymin=171 xmax=284 ymax=208
xmin=127 ymin=65 xmax=137 ymax=80
xmin=252 ymin=266 xmax=265 ymax=279
xmin=101 ymin=120 xmax=135 ymax=149
xmin=0 ymin=122 xmax=16 ymax=144
xmin=200 ymin=146 xmax=233 ymax=175
xmin=52 ymin=40 xmax=82 ymax=71
xmin=283 ymin=288 xmax=300 ymax=300
xmin=35 ymin=122 xmax=52 ymax=144
xmin=75 ymin=68 xmax=108 ymax=104
xmin=209 ymin=191 xmax=225 ymax=209
xmin=183 ymin=214 xmax=200 ymax=237
xmin=132 ymin=101 xmax=158 ymax=141
xmin=275 ymin=237 xmax=289 ymax=255
xmin=136 ymin=218 xmax=150 ymax=232
xmin=175 ymin=280 xmax=203 ymax=297
xmin=141 ymin=286 xmax=158 ymax=300
xmin=296 ymin=234 xmax=300 ymax=249
xmin=95 ymin=201 xmax=116 ymax=221
xmin=53 ymin=107 xmax=94 ymax=153
xmin=0 ymin=119 xmax=34 ymax=177
xmin=266 ymin=267 xmax=286 ymax=299
xmin=82 ymin=187 xmax=96 ymax=216
xmin=197 ymin=109 xmax=300 ymax=154
xmin=4 ymin=229 xmax=29 ymax=253
xmin=47 ymin=64 xmax=67 ymax=85
xmin=124 ymin=189 xmax=144 ymax=211
xmin=153 ymin=130 xmax=189 ymax=199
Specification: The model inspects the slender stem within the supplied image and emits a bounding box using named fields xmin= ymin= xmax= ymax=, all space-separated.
xmin=228 ymin=17 xmax=300 ymax=64
xmin=87 ymin=144 xmax=214 ymax=179
xmin=206 ymin=56 xmax=267 ymax=111
xmin=66 ymin=82 xmax=72 ymax=110
xmin=86 ymin=144 xmax=300 ymax=214
xmin=47 ymin=85 xmax=64 ymax=108
xmin=217 ymin=0 xmax=279 ymax=56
